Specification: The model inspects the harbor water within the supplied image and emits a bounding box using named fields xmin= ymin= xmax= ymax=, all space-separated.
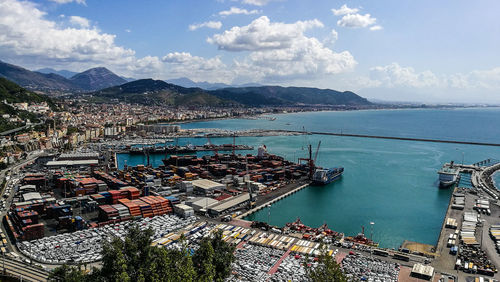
xmin=117 ymin=108 xmax=500 ymax=248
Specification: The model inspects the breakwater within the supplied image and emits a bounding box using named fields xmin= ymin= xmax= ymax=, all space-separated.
xmin=272 ymin=130 xmax=500 ymax=147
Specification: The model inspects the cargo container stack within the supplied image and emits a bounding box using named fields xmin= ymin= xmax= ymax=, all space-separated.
xmin=134 ymin=199 xmax=153 ymax=218
xmin=119 ymin=199 xmax=142 ymax=218
xmin=98 ymin=205 xmax=119 ymax=221
xmin=99 ymin=192 xmax=111 ymax=204
xmin=112 ymin=204 xmax=131 ymax=221
xmin=21 ymin=223 xmax=44 ymax=241
xmin=108 ymin=190 xmax=122 ymax=204
xmin=490 ymin=225 xmax=500 ymax=253
xmin=119 ymin=186 xmax=140 ymax=200
xmin=164 ymin=196 xmax=180 ymax=205
xmin=155 ymin=196 xmax=173 ymax=214
xmin=90 ymin=194 xmax=106 ymax=205
xmin=141 ymin=197 xmax=161 ymax=216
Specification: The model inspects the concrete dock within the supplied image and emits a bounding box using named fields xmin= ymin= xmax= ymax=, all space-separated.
xmin=237 ymin=183 xmax=309 ymax=219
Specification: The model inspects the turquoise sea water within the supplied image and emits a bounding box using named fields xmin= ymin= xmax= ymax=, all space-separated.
xmin=117 ymin=108 xmax=500 ymax=248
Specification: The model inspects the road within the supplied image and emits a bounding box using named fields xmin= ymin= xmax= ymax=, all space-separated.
xmin=0 ymin=256 xmax=49 ymax=281
xmin=0 ymin=151 xmax=51 ymax=281
xmin=0 ymin=122 xmax=43 ymax=136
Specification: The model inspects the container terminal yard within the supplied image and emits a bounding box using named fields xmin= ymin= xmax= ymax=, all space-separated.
xmin=1 ymin=137 xmax=500 ymax=281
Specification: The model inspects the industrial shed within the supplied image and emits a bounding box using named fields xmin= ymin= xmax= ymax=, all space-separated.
xmin=192 ymin=179 xmax=224 ymax=195
xmin=208 ymin=193 xmax=250 ymax=217
xmin=410 ymin=263 xmax=434 ymax=280
xmin=46 ymin=160 xmax=98 ymax=168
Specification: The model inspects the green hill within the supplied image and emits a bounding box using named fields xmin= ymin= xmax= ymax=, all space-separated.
xmin=0 ymin=78 xmax=57 ymax=132
xmin=209 ymin=86 xmax=371 ymax=106
xmin=89 ymin=79 xmax=371 ymax=107
xmin=91 ymin=79 xmax=231 ymax=106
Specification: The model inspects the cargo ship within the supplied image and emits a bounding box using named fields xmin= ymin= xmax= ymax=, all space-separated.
xmin=438 ymin=161 xmax=460 ymax=188
xmin=312 ymin=167 xmax=344 ymax=185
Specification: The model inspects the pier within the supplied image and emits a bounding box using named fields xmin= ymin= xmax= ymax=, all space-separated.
xmin=271 ymin=129 xmax=500 ymax=147
xmin=237 ymin=183 xmax=310 ymax=219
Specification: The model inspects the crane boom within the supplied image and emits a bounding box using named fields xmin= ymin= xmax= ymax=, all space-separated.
xmin=206 ymin=135 xmax=218 ymax=161
xmin=313 ymin=141 xmax=321 ymax=162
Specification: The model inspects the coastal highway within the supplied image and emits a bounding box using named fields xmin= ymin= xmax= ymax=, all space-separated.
xmin=0 ymin=257 xmax=49 ymax=281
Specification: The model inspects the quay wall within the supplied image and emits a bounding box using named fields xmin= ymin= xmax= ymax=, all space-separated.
xmin=435 ymin=187 xmax=457 ymax=253
xmin=237 ymin=183 xmax=309 ymax=219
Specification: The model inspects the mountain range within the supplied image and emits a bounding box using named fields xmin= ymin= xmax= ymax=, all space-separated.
xmin=165 ymin=77 xmax=262 ymax=90
xmin=0 ymin=61 xmax=372 ymax=107
xmin=88 ymin=79 xmax=371 ymax=107
xmin=0 ymin=60 xmax=126 ymax=92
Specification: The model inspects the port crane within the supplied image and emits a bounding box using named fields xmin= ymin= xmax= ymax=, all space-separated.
xmin=298 ymin=141 xmax=321 ymax=179
xmin=206 ymin=135 xmax=219 ymax=162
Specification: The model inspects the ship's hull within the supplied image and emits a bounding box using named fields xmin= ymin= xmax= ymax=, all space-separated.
xmin=438 ymin=174 xmax=459 ymax=188
xmin=439 ymin=177 xmax=459 ymax=188
xmin=311 ymin=172 xmax=343 ymax=185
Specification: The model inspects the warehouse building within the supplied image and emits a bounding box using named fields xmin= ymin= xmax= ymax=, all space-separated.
xmin=192 ymin=179 xmax=224 ymax=196
xmin=208 ymin=193 xmax=250 ymax=217
xmin=46 ymin=159 xmax=99 ymax=168
xmin=173 ymin=204 xmax=194 ymax=218
xmin=410 ymin=263 xmax=434 ymax=280
xmin=58 ymin=152 xmax=99 ymax=161
xmin=186 ymin=197 xmax=219 ymax=213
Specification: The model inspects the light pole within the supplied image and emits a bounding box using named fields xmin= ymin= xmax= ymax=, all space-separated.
xmin=370 ymin=222 xmax=375 ymax=241
xmin=267 ymin=205 xmax=271 ymax=225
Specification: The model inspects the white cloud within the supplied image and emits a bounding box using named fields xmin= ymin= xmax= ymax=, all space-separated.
xmin=323 ymin=29 xmax=338 ymax=47
xmin=330 ymin=29 xmax=338 ymax=42
xmin=370 ymin=63 xmax=441 ymax=88
xmin=219 ymin=7 xmax=260 ymax=16
xmin=331 ymin=4 xmax=359 ymax=16
xmin=241 ymin=39 xmax=356 ymax=81
xmin=209 ymin=16 xmax=356 ymax=81
xmin=49 ymin=0 xmax=86 ymax=5
xmin=463 ymin=68 xmax=500 ymax=89
xmin=367 ymin=63 xmax=500 ymax=92
xmin=332 ymin=4 xmax=381 ymax=30
xmin=162 ymin=52 xmax=233 ymax=83
xmin=188 ymin=21 xmax=222 ymax=31
xmin=337 ymin=13 xmax=377 ymax=28
xmin=0 ymin=0 xmax=156 ymax=76
xmin=69 ymin=15 xmax=90 ymax=28
xmin=125 ymin=29 xmax=131 ymax=33
xmin=208 ymin=16 xmax=324 ymax=51
xmin=355 ymin=64 xmax=500 ymax=102
xmin=241 ymin=0 xmax=270 ymax=6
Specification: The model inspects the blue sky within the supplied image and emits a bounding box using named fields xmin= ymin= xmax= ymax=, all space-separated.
xmin=0 ymin=0 xmax=499 ymax=103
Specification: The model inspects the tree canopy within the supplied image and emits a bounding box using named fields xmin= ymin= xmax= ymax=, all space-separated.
xmin=49 ymin=225 xmax=235 ymax=282
xmin=305 ymin=245 xmax=347 ymax=282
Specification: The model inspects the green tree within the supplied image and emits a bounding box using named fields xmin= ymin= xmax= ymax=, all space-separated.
xmin=193 ymin=229 xmax=235 ymax=282
xmin=48 ymin=264 xmax=87 ymax=282
xmin=49 ymin=225 xmax=235 ymax=282
xmin=305 ymin=245 xmax=347 ymax=282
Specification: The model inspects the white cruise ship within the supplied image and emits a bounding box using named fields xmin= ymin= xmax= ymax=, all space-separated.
xmin=438 ymin=161 xmax=460 ymax=188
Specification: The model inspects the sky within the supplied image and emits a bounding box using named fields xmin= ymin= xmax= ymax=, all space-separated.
xmin=0 ymin=0 xmax=499 ymax=103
